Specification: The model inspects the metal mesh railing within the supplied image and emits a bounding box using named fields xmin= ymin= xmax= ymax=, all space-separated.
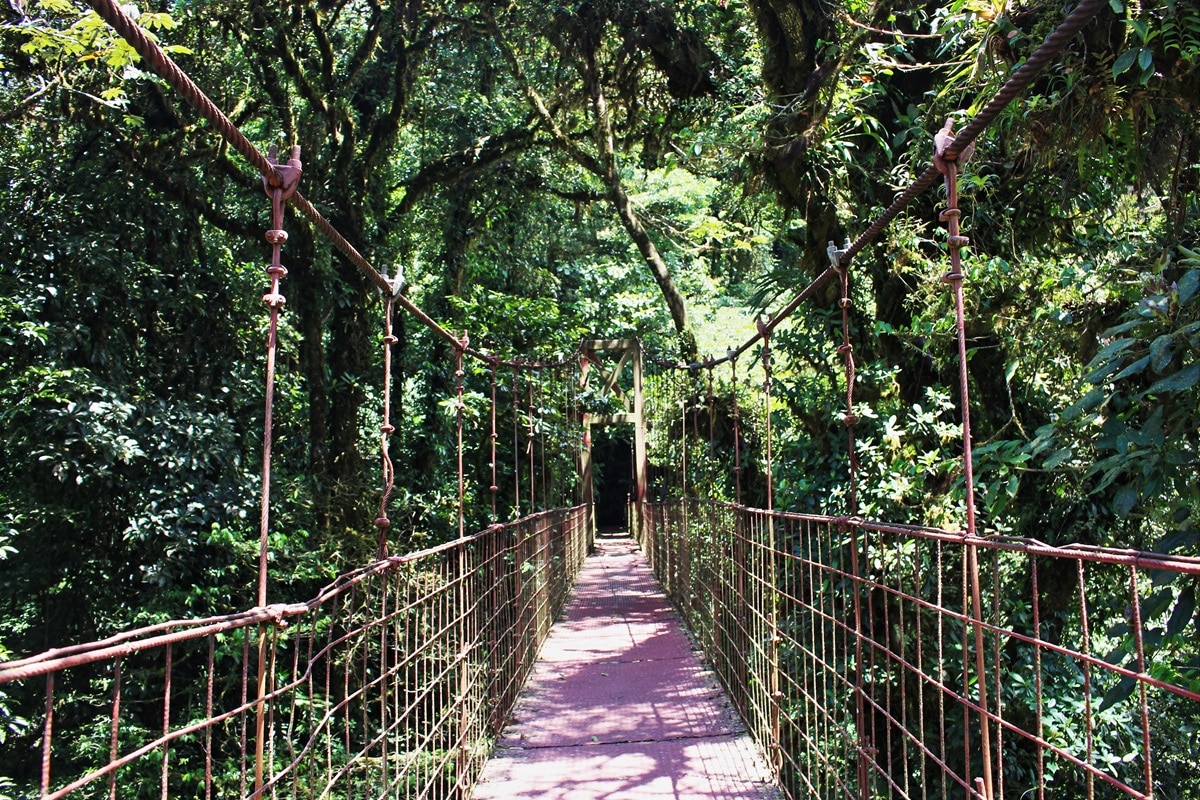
xmin=0 ymin=506 xmax=587 ymax=799
xmin=640 ymin=499 xmax=1200 ymax=800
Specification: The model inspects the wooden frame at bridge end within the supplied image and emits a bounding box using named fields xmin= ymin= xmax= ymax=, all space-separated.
xmin=579 ymin=339 xmax=648 ymax=548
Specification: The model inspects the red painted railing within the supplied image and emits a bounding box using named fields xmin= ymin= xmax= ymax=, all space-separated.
xmin=640 ymin=499 xmax=1200 ymax=800
xmin=0 ymin=507 xmax=587 ymax=799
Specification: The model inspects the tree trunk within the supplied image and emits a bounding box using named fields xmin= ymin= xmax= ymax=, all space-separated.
xmin=585 ymin=47 xmax=698 ymax=361
xmin=607 ymin=180 xmax=698 ymax=360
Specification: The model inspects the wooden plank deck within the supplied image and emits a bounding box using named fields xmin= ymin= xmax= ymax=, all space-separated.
xmin=474 ymin=534 xmax=782 ymax=800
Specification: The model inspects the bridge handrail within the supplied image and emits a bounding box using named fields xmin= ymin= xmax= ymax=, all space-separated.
xmin=715 ymin=503 xmax=1200 ymax=577
xmin=0 ymin=506 xmax=589 ymax=800
xmin=640 ymin=497 xmax=1200 ymax=800
xmin=0 ymin=507 xmax=581 ymax=684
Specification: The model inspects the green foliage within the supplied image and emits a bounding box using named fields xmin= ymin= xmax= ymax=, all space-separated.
xmin=0 ymin=0 xmax=1199 ymax=793
xmin=969 ymin=248 xmax=1199 ymax=550
xmin=1112 ymin=0 xmax=1200 ymax=84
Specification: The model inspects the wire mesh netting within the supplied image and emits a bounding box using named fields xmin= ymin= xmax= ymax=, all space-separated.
xmin=641 ymin=499 xmax=1200 ymax=800
xmin=0 ymin=507 xmax=587 ymax=799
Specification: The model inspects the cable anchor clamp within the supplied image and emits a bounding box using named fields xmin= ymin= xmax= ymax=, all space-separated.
xmin=380 ymin=265 xmax=406 ymax=297
xmin=261 ymin=144 xmax=303 ymax=200
xmin=934 ymin=117 xmax=975 ymax=175
xmin=827 ymin=237 xmax=851 ymax=269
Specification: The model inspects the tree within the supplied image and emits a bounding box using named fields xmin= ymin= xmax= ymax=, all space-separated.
xmin=485 ymin=1 xmax=755 ymax=361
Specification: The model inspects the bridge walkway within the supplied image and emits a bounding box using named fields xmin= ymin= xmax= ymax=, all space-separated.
xmin=474 ymin=532 xmax=781 ymax=800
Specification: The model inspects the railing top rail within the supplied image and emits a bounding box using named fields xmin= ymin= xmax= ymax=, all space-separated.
xmin=0 ymin=505 xmax=584 ymax=685
xmin=665 ymin=498 xmax=1200 ymax=577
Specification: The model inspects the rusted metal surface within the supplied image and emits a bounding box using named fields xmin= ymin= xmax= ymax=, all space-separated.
xmin=0 ymin=508 xmax=587 ymax=799
xmin=256 ymin=144 xmax=302 ymax=611
xmin=935 ymin=128 xmax=996 ymax=800
xmin=454 ymin=333 xmax=469 ymax=541
xmin=640 ymin=500 xmax=1200 ymax=800
xmin=375 ymin=291 xmax=399 ymax=557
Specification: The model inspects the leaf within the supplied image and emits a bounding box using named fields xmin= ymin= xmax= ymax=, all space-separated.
xmin=1113 ymin=486 xmax=1138 ymax=518
xmin=1156 ymin=529 xmax=1197 ymax=554
xmin=1177 ymin=270 xmax=1199 ymax=306
xmin=1108 ymin=489 xmax=1137 ymax=520
xmin=1101 ymin=319 xmax=1144 ymax=337
xmin=1113 ymin=48 xmax=1138 ymax=77
xmin=1112 ymin=355 xmax=1149 ymax=381
xmin=1166 ymin=586 xmax=1196 ymax=638
xmin=1089 ymin=338 xmax=1136 ymax=366
xmin=1084 ymin=360 xmax=1122 ymax=384
xmin=1137 ymin=47 xmax=1154 ymax=72
xmin=1099 ymin=675 xmax=1137 ymax=712
xmin=1103 ymin=650 xmax=1130 ymax=685
xmin=1149 ymin=335 xmax=1174 ymax=373
xmin=1146 ymin=363 xmax=1200 ymax=394
xmin=1144 ymin=587 xmax=1175 ymax=617
xmin=1139 ymin=406 xmax=1165 ymax=447
xmin=1043 ymin=448 xmax=1073 ymax=469
xmin=37 ymin=0 xmax=76 ymax=12
xmin=1089 ymin=457 xmax=1126 ymax=494
xmin=1062 ymin=386 xmax=1105 ymax=421
xmin=140 ymin=12 xmax=179 ymax=30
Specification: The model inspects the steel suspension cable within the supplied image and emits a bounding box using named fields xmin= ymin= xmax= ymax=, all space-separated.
xmin=92 ymin=0 xmax=1102 ymax=377
xmin=843 ymin=0 xmax=1106 ymax=267
xmin=85 ymin=0 xmax=276 ymax=180
xmin=660 ymin=0 xmax=1105 ymax=370
xmin=84 ymin=0 xmax=588 ymax=371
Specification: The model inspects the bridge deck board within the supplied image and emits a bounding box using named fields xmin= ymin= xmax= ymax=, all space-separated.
xmin=474 ymin=534 xmax=782 ymax=799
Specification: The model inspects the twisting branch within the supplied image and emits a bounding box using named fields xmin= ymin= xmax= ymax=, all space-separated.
xmin=391 ymin=123 xmax=539 ymax=218
xmin=486 ymin=9 xmax=698 ymax=359
xmin=0 ymin=76 xmax=57 ymax=123
xmin=303 ymin=5 xmax=335 ymax=86
xmin=490 ymin=26 xmax=604 ymax=176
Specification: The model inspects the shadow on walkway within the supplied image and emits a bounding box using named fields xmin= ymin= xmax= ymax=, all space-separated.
xmin=474 ymin=534 xmax=781 ymax=800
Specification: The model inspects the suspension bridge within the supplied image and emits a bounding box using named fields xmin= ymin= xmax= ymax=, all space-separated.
xmin=1 ymin=0 xmax=1198 ymax=798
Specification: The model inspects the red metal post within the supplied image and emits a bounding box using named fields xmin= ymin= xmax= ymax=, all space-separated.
xmin=937 ymin=128 xmax=993 ymax=800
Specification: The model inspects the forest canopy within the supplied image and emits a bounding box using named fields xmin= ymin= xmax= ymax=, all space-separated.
xmin=0 ymin=0 xmax=1197 ymax=657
